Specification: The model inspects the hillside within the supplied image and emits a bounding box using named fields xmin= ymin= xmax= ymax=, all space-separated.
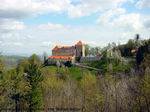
xmin=0 ymin=55 xmax=27 ymax=70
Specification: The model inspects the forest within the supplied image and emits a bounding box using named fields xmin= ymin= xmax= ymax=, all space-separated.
xmin=0 ymin=37 xmax=150 ymax=112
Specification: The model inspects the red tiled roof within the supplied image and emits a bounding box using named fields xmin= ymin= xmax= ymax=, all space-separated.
xmin=48 ymin=56 xmax=73 ymax=60
xmin=52 ymin=46 xmax=74 ymax=51
xmin=52 ymin=41 xmax=83 ymax=51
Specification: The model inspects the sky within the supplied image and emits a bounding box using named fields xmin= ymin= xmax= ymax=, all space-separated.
xmin=0 ymin=0 xmax=150 ymax=56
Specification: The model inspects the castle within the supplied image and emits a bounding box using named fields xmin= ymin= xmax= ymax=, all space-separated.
xmin=48 ymin=41 xmax=85 ymax=64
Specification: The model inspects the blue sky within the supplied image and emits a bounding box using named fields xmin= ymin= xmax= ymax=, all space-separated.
xmin=23 ymin=13 xmax=98 ymax=26
xmin=0 ymin=0 xmax=150 ymax=56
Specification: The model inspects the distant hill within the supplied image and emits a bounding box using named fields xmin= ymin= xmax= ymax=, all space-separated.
xmin=0 ymin=55 xmax=27 ymax=70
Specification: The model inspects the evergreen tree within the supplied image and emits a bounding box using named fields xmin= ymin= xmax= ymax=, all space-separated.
xmin=136 ymin=47 xmax=144 ymax=68
xmin=26 ymin=54 xmax=43 ymax=111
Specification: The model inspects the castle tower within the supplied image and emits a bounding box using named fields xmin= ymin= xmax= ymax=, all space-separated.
xmin=75 ymin=41 xmax=85 ymax=57
xmin=82 ymin=44 xmax=85 ymax=57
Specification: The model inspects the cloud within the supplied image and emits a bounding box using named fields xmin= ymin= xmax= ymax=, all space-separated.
xmin=136 ymin=0 xmax=150 ymax=9
xmin=97 ymin=8 xmax=126 ymax=25
xmin=13 ymin=42 xmax=23 ymax=46
xmin=97 ymin=11 xmax=150 ymax=43
xmin=1 ymin=21 xmax=150 ymax=56
xmin=68 ymin=0 xmax=130 ymax=18
xmin=0 ymin=19 xmax=25 ymax=32
xmin=111 ymin=13 xmax=144 ymax=31
xmin=0 ymin=0 xmax=71 ymax=19
xmin=0 ymin=0 xmax=135 ymax=19
xmin=38 ymin=23 xmax=65 ymax=30
xmin=98 ymin=12 xmax=144 ymax=31
xmin=1 ymin=42 xmax=23 ymax=46
xmin=41 ymin=41 xmax=52 ymax=47
xmin=26 ymin=35 xmax=33 ymax=39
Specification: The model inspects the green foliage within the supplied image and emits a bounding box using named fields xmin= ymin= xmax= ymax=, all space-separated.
xmin=141 ymin=54 xmax=150 ymax=69
xmin=26 ymin=55 xmax=43 ymax=111
xmin=0 ymin=69 xmax=30 ymax=110
xmin=28 ymin=54 xmax=42 ymax=67
xmin=17 ymin=58 xmax=29 ymax=72
xmin=87 ymin=56 xmax=132 ymax=73
xmin=142 ymin=74 xmax=150 ymax=99
xmin=89 ymin=47 xmax=101 ymax=56
xmin=84 ymin=44 xmax=90 ymax=56
xmin=111 ymin=60 xmax=131 ymax=72
xmin=68 ymin=67 xmax=83 ymax=80
xmin=134 ymin=72 xmax=150 ymax=112
xmin=41 ymin=66 xmax=94 ymax=80
xmin=42 ymin=75 xmax=64 ymax=92
xmin=27 ymin=64 xmax=43 ymax=87
xmin=41 ymin=66 xmax=57 ymax=76
xmin=87 ymin=57 xmax=108 ymax=73
xmin=80 ymin=73 xmax=104 ymax=112
xmin=112 ymin=64 xmax=130 ymax=72
xmin=0 ymin=58 xmax=4 ymax=73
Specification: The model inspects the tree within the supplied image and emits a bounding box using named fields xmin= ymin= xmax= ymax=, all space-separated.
xmin=43 ymin=52 xmax=48 ymax=66
xmin=0 ymin=69 xmax=30 ymax=111
xmin=141 ymin=72 xmax=150 ymax=112
xmin=84 ymin=44 xmax=90 ymax=56
xmin=135 ymin=34 xmax=143 ymax=47
xmin=88 ymin=46 xmax=101 ymax=56
xmin=141 ymin=54 xmax=150 ymax=69
xmin=127 ymin=39 xmax=135 ymax=48
xmin=26 ymin=54 xmax=43 ymax=111
xmin=0 ymin=58 xmax=4 ymax=74
xmin=11 ymin=69 xmax=30 ymax=112
xmin=17 ymin=59 xmax=29 ymax=72
xmin=28 ymin=54 xmax=42 ymax=67
xmin=80 ymin=73 xmax=104 ymax=112
xmin=136 ymin=47 xmax=144 ymax=67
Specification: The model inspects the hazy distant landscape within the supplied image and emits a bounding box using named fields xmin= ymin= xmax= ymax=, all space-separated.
xmin=0 ymin=55 xmax=27 ymax=70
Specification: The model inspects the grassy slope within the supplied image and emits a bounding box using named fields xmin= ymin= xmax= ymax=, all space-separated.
xmin=41 ymin=66 xmax=97 ymax=80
